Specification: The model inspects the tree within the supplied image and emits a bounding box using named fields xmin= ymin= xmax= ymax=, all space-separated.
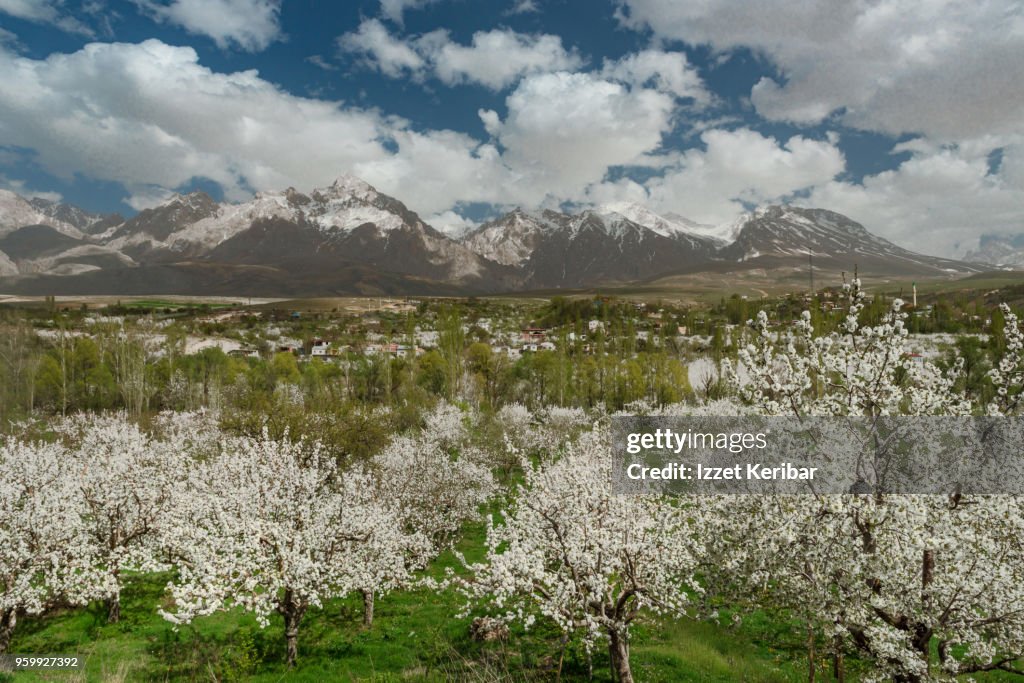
xmin=161 ymin=431 xmax=423 ymax=666
xmin=0 ymin=437 xmax=111 ymax=652
xmin=455 ymin=427 xmax=701 ymax=683
xmin=356 ymin=402 xmax=494 ymax=625
xmin=731 ymin=280 xmax=968 ymax=418
xmin=55 ymin=413 xmax=183 ymax=622
xmin=723 ymin=281 xmax=1024 ymax=681
xmin=369 ymin=401 xmax=495 ymax=546
xmin=416 ymin=349 xmax=447 ymax=395
xmin=269 ymin=350 xmax=301 ymax=386
xmin=0 ymin=317 xmax=39 ymax=419
xmin=110 ymin=326 xmax=154 ymax=417
xmin=988 ymin=303 xmax=1024 ymax=415
xmin=438 ymin=309 xmax=466 ymax=400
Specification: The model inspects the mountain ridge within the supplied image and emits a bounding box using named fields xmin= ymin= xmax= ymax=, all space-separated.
xmin=0 ymin=177 xmax=995 ymax=295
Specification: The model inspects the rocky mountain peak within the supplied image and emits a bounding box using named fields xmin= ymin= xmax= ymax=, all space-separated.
xmin=323 ymin=173 xmax=377 ymax=200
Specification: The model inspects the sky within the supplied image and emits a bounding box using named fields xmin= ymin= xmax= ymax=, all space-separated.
xmin=0 ymin=0 xmax=1021 ymax=257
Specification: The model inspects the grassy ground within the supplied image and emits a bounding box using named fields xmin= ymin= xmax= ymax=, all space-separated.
xmin=4 ymin=520 xmax=821 ymax=682
xmin=7 ymin=521 xmax=1023 ymax=682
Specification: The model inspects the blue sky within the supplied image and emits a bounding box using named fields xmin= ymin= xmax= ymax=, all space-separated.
xmin=0 ymin=0 xmax=1021 ymax=256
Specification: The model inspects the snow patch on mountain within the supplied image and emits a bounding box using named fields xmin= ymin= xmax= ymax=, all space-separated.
xmin=322 ymin=174 xmax=378 ymax=203
xmin=22 ymin=245 xmax=137 ymax=274
xmin=598 ymin=202 xmax=727 ymax=242
xmin=156 ymin=176 xmax=414 ymax=252
xmin=164 ymin=193 xmax=298 ymax=252
xmin=46 ymin=263 xmax=102 ymax=276
xmin=0 ymin=190 xmax=85 ymax=239
xmin=0 ymin=249 xmax=17 ymax=276
xmin=964 ymin=234 xmax=1024 ymax=268
xmin=462 ymin=210 xmax=552 ymax=267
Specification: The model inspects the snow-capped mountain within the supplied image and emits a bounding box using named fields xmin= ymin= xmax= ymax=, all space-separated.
xmin=462 ymin=207 xmax=721 ymax=288
xmin=0 ymin=190 xmax=84 ymax=239
xmin=597 ymin=202 xmax=733 ymax=244
xmin=963 ymin=234 xmax=1024 ymax=269
xmin=0 ymin=192 xmax=135 ymax=277
xmin=0 ymin=223 xmax=136 ymax=277
xmin=721 ymin=206 xmax=984 ymax=276
xmin=93 ymin=175 xmax=516 ymax=290
xmin=106 ymin=191 xmax=221 ymax=258
xmin=0 ymin=249 xmax=17 ymax=277
xmin=0 ymin=177 xmax=994 ymax=295
xmin=28 ymin=197 xmax=122 ymax=235
xmin=461 ymin=209 xmax=557 ymax=268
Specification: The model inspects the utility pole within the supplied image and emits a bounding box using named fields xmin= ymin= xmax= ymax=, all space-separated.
xmin=809 ymin=250 xmax=814 ymax=294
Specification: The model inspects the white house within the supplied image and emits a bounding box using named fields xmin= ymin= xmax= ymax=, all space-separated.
xmin=310 ymin=340 xmax=332 ymax=357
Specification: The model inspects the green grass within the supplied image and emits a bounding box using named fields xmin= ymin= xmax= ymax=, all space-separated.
xmin=14 ymin=517 xmax=1018 ymax=682
xmin=122 ymin=299 xmax=236 ymax=311
xmin=2 ymin=520 xmax=824 ymax=682
xmin=7 ymin=521 xmax=1024 ymax=682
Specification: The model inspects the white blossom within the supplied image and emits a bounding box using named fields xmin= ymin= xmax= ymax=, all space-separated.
xmin=0 ymin=437 xmax=113 ymax=652
xmin=161 ymin=430 xmax=426 ymax=666
xmin=454 ymin=427 xmax=702 ymax=683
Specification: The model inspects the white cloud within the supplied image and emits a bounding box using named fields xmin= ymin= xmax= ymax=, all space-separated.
xmin=582 ymin=176 xmax=650 ymax=207
xmin=483 ymin=71 xmax=677 ymax=200
xmin=424 ymin=209 xmax=478 ymax=237
xmin=0 ymin=0 xmax=93 ymax=35
xmin=0 ymin=39 xmax=525 ymax=217
xmin=338 ymin=19 xmax=425 ymax=78
xmin=616 ymin=0 xmax=1024 ymax=141
xmin=507 ymin=0 xmax=539 ymax=14
xmin=0 ymin=0 xmax=54 ymax=20
xmin=0 ymin=40 xmax=391 ymax=204
xmin=138 ymin=0 xmax=283 ymax=51
xmin=0 ymin=39 xmax=711 ymax=222
xmin=429 ymin=29 xmax=583 ymax=90
xmin=638 ymin=128 xmax=846 ymax=225
xmin=807 ymin=138 xmax=1024 ymax=258
xmin=23 ymin=37 xmax=1002 ymax=255
xmin=354 ymin=129 xmax=514 ymax=214
xmin=378 ymin=0 xmax=437 ymax=25
xmin=339 ymin=21 xmax=582 ymax=91
xmin=305 ymin=54 xmax=337 ymax=71
xmin=600 ymin=49 xmax=707 ymax=102
xmin=0 ymin=26 xmax=19 ymax=46
xmin=125 ymin=185 xmax=176 ymax=211
xmin=0 ymin=174 xmax=62 ymax=202
xmin=612 ymin=0 xmax=1024 ymax=256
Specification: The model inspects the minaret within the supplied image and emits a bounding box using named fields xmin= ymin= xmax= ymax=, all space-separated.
xmin=912 ymin=282 xmax=917 ymax=309
xmin=809 ymin=250 xmax=814 ymax=293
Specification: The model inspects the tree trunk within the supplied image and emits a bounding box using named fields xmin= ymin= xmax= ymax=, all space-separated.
xmin=361 ymin=588 xmax=374 ymax=628
xmin=280 ymin=591 xmax=306 ymax=667
xmin=106 ymin=595 xmax=121 ymax=624
xmin=807 ymin=622 xmax=816 ymax=682
xmin=0 ymin=609 xmax=16 ymax=654
xmin=608 ymin=629 xmax=633 ymax=683
xmin=833 ymin=634 xmax=845 ymax=682
xmin=556 ymin=633 xmax=569 ymax=682
xmin=106 ymin=562 xmax=121 ymax=624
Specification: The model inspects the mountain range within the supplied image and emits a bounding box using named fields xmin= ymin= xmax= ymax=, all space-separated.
xmin=0 ymin=175 xmax=995 ymax=296
xmin=964 ymin=235 xmax=1024 ymax=270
